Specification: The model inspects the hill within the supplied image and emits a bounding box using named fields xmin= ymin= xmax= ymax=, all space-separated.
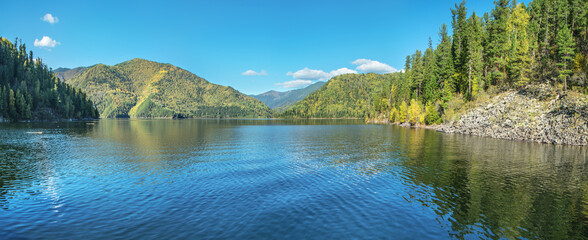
xmin=54 ymin=67 xmax=90 ymax=82
xmin=280 ymin=73 xmax=397 ymax=118
xmin=66 ymin=58 xmax=272 ymax=118
xmin=250 ymin=81 xmax=325 ymax=111
xmin=0 ymin=37 xmax=99 ymax=121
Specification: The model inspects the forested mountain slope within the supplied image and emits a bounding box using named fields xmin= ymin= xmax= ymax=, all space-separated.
xmin=0 ymin=37 xmax=99 ymax=121
xmin=66 ymin=58 xmax=272 ymax=118
xmin=54 ymin=67 xmax=90 ymax=82
xmin=281 ymin=73 xmax=397 ymax=118
xmin=369 ymin=0 xmax=587 ymax=127
xmin=251 ymin=81 xmax=325 ymax=111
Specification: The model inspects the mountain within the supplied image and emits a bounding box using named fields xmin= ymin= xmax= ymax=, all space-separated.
xmin=280 ymin=73 xmax=395 ymax=118
xmin=250 ymin=81 xmax=326 ymax=111
xmin=0 ymin=37 xmax=99 ymax=121
xmin=65 ymin=58 xmax=272 ymax=118
xmin=54 ymin=67 xmax=90 ymax=82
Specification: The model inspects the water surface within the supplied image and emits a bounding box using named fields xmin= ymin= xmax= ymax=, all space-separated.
xmin=1 ymin=119 xmax=587 ymax=239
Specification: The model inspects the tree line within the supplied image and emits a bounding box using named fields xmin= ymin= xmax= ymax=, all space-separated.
xmin=374 ymin=0 xmax=587 ymax=125
xmin=0 ymin=37 xmax=99 ymax=121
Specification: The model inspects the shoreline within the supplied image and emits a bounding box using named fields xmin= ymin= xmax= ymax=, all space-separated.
xmin=367 ymin=86 xmax=588 ymax=146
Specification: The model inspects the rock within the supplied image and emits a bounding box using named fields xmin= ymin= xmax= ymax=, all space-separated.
xmin=440 ymin=84 xmax=588 ymax=146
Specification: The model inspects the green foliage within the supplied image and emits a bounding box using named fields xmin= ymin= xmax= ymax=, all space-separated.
xmin=280 ymin=73 xmax=393 ymax=118
xmin=407 ymin=98 xmax=425 ymax=125
xmin=508 ymin=4 xmax=532 ymax=88
xmin=0 ymin=37 xmax=98 ymax=121
xmin=370 ymin=0 xmax=587 ymax=125
xmin=66 ymin=58 xmax=272 ymax=118
xmin=398 ymin=101 xmax=408 ymax=123
xmin=425 ymin=102 xmax=442 ymax=125
xmin=557 ymin=23 xmax=576 ymax=92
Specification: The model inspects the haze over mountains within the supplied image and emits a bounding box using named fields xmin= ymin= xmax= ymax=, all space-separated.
xmin=250 ymin=81 xmax=326 ymax=111
xmin=54 ymin=67 xmax=90 ymax=82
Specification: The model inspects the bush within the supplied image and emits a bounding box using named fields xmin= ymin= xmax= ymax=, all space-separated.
xmin=407 ymin=99 xmax=422 ymax=124
xmin=425 ymin=102 xmax=441 ymax=125
xmin=398 ymin=101 xmax=408 ymax=123
xmin=389 ymin=107 xmax=398 ymax=123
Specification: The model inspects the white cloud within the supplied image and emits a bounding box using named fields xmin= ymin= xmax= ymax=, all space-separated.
xmin=329 ymin=67 xmax=357 ymax=76
xmin=287 ymin=68 xmax=330 ymax=81
xmin=352 ymin=59 xmax=398 ymax=73
xmin=276 ymin=80 xmax=313 ymax=89
xmin=242 ymin=70 xmax=268 ymax=76
xmin=286 ymin=67 xmax=357 ymax=81
xmin=34 ymin=36 xmax=59 ymax=48
xmin=42 ymin=13 xmax=58 ymax=24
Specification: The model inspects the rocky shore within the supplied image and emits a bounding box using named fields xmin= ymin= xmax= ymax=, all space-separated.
xmin=439 ymin=85 xmax=588 ymax=146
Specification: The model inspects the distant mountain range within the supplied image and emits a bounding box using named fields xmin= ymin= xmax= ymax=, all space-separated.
xmin=250 ymin=81 xmax=326 ymax=112
xmin=55 ymin=60 xmax=391 ymax=119
xmin=54 ymin=67 xmax=90 ymax=82
xmin=61 ymin=58 xmax=272 ymax=118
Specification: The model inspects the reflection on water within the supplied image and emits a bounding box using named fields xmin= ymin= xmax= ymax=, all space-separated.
xmin=395 ymin=128 xmax=588 ymax=239
xmin=0 ymin=119 xmax=586 ymax=239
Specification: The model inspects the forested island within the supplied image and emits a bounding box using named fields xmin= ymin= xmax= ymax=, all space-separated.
xmin=0 ymin=37 xmax=98 ymax=122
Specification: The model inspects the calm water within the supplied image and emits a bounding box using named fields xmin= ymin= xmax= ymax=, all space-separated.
xmin=1 ymin=119 xmax=587 ymax=239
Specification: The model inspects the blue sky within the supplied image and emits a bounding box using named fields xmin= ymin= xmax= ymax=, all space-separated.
xmin=1 ymin=0 xmax=503 ymax=94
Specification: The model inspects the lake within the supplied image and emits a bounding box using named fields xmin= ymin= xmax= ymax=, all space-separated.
xmin=1 ymin=119 xmax=587 ymax=239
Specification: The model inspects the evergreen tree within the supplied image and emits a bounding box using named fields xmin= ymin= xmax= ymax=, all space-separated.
xmin=487 ymin=0 xmax=510 ymax=86
xmin=508 ymin=3 xmax=532 ymax=87
xmin=422 ymin=46 xmax=438 ymax=103
xmin=451 ymin=0 xmax=468 ymax=93
xmin=411 ymin=50 xmax=424 ymax=99
xmin=0 ymin=36 xmax=98 ymax=121
xmin=463 ymin=12 xmax=484 ymax=98
xmin=557 ymin=23 xmax=575 ymax=93
xmin=435 ymin=24 xmax=454 ymax=108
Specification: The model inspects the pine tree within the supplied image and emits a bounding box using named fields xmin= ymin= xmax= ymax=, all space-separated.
xmin=0 ymin=37 xmax=98 ymax=121
xmin=557 ymin=23 xmax=575 ymax=93
xmin=411 ymin=50 xmax=424 ymax=99
xmin=8 ymin=89 xmax=16 ymax=119
xmin=463 ymin=12 xmax=484 ymax=98
xmin=422 ymin=46 xmax=438 ymax=103
xmin=508 ymin=3 xmax=532 ymax=87
xmin=488 ymin=0 xmax=511 ymax=86
xmin=451 ymin=0 xmax=468 ymax=70
xmin=435 ymin=24 xmax=454 ymax=108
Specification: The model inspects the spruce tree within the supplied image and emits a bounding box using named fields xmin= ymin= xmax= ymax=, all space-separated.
xmin=508 ymin=3 xmax=532 ymax=88
xmin=435 ymin=24 xmax=454 ymax=108
xmin=463 ymin=12 xmax=484 ymax=98
xmin=557 ymin=24 xmax=575 ymax=93
xmin=488 ymin=0 xmax=510 ymax=86
xmin=411 ymin=50 xmax=424 ymax=99
xmin=422 ymin=46 xmax=438 ymax=103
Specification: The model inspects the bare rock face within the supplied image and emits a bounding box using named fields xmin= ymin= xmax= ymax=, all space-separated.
xmin=439 ymin=85 xmax=588 ymax=146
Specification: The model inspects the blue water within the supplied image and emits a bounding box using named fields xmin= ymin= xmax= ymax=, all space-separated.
xmin=1 ymin=119 xmax=587 ymax=239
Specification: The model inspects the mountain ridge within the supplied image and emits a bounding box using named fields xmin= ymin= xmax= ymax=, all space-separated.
xmin=250 ymin=81 xmax=326 ymax=111
xmin=66 ymin=58 xmax=272 ymax=118
xmin=281 ymin=73 xmax=396 ymax=118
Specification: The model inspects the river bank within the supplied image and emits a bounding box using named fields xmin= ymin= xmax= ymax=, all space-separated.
xmin=370 ymin=85 xmax=588 ymax=146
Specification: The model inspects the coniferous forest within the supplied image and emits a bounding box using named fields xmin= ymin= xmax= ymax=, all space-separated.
xmin=0 ymin=37 xmax=99 ymax=121
xmin=369 ymin=0 xmax=587 ymax=124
